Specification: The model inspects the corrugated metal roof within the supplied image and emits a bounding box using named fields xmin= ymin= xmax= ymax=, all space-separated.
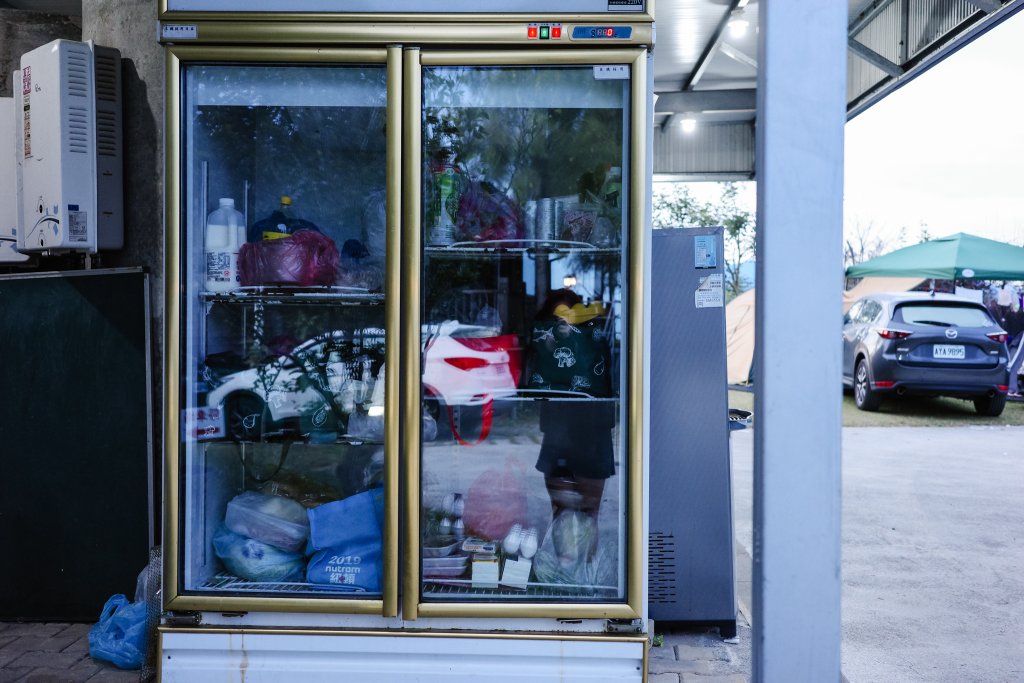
xmin=653 ymin=122 xmax=754 ymax=179
xmin=655 ymin=0 xmax=1024 ymax=175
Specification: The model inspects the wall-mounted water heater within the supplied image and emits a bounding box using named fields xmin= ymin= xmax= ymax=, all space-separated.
xmin=1 ymin=96 xmax=30 ymax=263
xmin=14 ymin=40 xmax=122 ymax=255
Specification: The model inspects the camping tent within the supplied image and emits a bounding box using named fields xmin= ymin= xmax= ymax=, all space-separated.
xmin=842 ymin=276 xmax=924 ymax=312
xmin=725 ymin=277 xmax=922 ymax=385
xmin=725 ymin=288 xmax=755 ymax=385
xmin=845 ymin=232 xmax=1024 ymax=280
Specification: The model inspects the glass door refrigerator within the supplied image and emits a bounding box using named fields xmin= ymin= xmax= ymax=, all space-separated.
xmin=159 ymin=4 xmax=652 ymax=680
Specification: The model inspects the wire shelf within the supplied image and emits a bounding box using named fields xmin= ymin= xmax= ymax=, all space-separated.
xmin=422 ymin=578 xmax=619 ymax=600
xmin=201 ymin=286 xmax=385 ymax=306
xmin=201 ymin=573 xmax=376 ymax=595
xmin=424 ymin=239 xmax=621 ymax=256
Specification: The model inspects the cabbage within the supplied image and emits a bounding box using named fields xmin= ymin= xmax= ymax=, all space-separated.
xmin=532 ymin=511 xmax=598 ymax=587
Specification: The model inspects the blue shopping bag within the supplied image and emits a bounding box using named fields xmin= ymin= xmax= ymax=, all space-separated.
xmin=306 ymin=540 xmax=382 ymax=592
xmin=88 ymin=594 xmax=147 ymax=670
xmin=307 ymin=487 xmax=383 ymax=552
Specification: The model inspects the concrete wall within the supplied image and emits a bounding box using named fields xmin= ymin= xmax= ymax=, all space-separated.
xmin=0 ymin=0 xmax=165 ymax=537
xmin=0 ymin=9 xmax=81 ymax=97
xmin=82 ymin=0 xmax=166 ymax=526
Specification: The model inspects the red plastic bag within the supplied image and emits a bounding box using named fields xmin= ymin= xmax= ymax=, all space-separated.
xmin=463 ymin=459 xmax=528 ymax=541
xmin=239 ymin=229 xmax=340 ymax=287
xmin=456 ymin=180 xmax=524 ymax=243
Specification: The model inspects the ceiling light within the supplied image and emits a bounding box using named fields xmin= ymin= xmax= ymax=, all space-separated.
xmin=680 ymin=117 xmax=697 ymax=134
xmin=728 ymin=18 xmax=749 ymax=39
xmin=563 ymin=275 xmax=578 ymax=288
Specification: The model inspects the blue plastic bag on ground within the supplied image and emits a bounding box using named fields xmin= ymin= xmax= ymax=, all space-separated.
xmin=88 ymin=594 xmax=147 ymax=670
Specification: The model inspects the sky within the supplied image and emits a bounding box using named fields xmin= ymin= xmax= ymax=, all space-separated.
xmin=844 ymin=9 xmax=1024 ymax=250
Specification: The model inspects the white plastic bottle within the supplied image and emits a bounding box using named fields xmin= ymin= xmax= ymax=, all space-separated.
xmin=205 ymin=198 xmax=245 ymax=292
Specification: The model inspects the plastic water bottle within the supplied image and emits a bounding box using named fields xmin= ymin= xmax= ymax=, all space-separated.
xmin=205 ymin=198 xmax=245 ymax=293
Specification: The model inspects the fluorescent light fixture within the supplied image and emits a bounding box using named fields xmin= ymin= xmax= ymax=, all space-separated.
xmin=563 ymin=275 xmax=578 ymax=288
xmin=680 ymin=117 xmax=697 ymax=134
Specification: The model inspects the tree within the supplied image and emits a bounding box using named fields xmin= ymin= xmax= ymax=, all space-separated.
xmin=652 ymin=182 xmax=756 ymax=298
xmin=843 ymin=220 xmax=906 ymax=268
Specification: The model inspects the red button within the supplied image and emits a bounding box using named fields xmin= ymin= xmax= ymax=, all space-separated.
xmin=528 ymin=26 xmax=538 ymax=39
xmin=551 ymin=26 xmax=562 ymax=38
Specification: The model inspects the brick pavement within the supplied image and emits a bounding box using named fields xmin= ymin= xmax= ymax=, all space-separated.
xmin=0 ymin=622 xmax=138 ymax=682
xmin=648 ymin=611 xmax=752 ymax=683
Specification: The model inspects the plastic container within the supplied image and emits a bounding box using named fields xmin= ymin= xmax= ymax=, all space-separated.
xmin=423 ymin=564 xmax=469 ymax=579
xmin=422 ymin=536 xmax=459 ymax=558
xmin=204 ymin=198 xmax=245 ymax=293
xmin=224 ymin=491 xmax=310 ymax=552
xmin=423 ymin=554 xmax=469 ymax=570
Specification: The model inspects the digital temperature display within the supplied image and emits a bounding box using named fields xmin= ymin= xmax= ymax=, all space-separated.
xmin=572 ymin=26 xmax=632 ymax=39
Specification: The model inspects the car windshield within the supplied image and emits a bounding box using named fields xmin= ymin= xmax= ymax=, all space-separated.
xmin=894 ymin=303 xmax=994 ymax=328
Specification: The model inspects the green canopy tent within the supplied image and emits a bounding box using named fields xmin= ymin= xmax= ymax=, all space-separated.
xmin=845 ymin=232 xmax=1024 ymax=280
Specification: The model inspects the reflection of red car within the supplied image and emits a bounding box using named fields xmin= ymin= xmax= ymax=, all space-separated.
xmin=422 ymin=328 xmax=520 ymax=406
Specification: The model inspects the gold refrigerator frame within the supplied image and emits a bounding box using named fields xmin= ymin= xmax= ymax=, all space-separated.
xmin=162 ymin=30 xmax=648 ymax=623
xmin=402 ymin=47 xmax=648 ymax=621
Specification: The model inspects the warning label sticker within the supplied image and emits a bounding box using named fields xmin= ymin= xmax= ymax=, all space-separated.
xmin=22 ymin=67 xmax=31 ymax=158
xmin=695 ymin=273 xmax=724 ymax=309
xmin=67 ymin=210 xmax=88 ymax=242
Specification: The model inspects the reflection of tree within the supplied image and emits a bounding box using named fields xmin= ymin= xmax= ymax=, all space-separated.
xmin=563 ymin=251 xmax=621 ymax=305
xmin=192 ymin=66 xmax=387 ymax=247
xmin=424 ymin=67 xmax=624 ymax=204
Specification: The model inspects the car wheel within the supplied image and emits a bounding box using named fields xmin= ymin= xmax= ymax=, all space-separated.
xmin=854 ymin=359 xmax=882 ymax=411
xmin=973 ymin=393 xmax=1006 ymax=417
xmin=225 ymin=393 xmax=270 ymax=441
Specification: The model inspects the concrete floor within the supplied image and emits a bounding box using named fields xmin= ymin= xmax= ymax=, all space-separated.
xmin=731 ymin=426 xmax=1024 ymax=683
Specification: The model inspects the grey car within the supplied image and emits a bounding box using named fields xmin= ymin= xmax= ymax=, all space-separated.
xmin=842 ymin=292 xmax=1009 ymax=415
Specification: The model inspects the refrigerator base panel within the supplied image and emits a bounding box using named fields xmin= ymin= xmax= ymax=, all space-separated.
xmin=159 ymin=628 xmax=647 ymax=682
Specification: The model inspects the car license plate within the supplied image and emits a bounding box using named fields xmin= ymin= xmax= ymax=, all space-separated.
xmin=933 ymin=344 xmax=965 ymax=359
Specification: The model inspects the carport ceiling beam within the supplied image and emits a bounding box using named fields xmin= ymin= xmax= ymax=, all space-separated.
xmin=848 ymin=38 xmax=904 ymax=77
xmin=654 ymin=88 xmax=757 ymax=114
xmin=720 ymin=42 xmax=758 ymax=70
xmin=849 ymin=0 xmax=897 ymax=36
xmin=682 ymin=0 xmax=744 ymax=91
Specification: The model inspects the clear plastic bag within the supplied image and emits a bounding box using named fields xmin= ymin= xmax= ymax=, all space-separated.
xmin=224 ymin=491 xmax=310 ymax=552
xmin=212 ymin=526 xmax=306 ymax=582
xmin=532 ymin=510 xmax=600 ymax=588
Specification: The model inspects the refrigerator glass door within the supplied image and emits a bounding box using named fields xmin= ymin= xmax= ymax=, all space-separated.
xmin=177 ymin=63 xmax=390 ymax=602
xmin=417 ymin=64 xmax=631 ymax=603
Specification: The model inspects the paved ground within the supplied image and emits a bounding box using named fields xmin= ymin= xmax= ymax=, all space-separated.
xmin=732 ymin=426 xmax=1024 ymax=683
xmin=0 ymin=622 xmax=138 ymax=682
